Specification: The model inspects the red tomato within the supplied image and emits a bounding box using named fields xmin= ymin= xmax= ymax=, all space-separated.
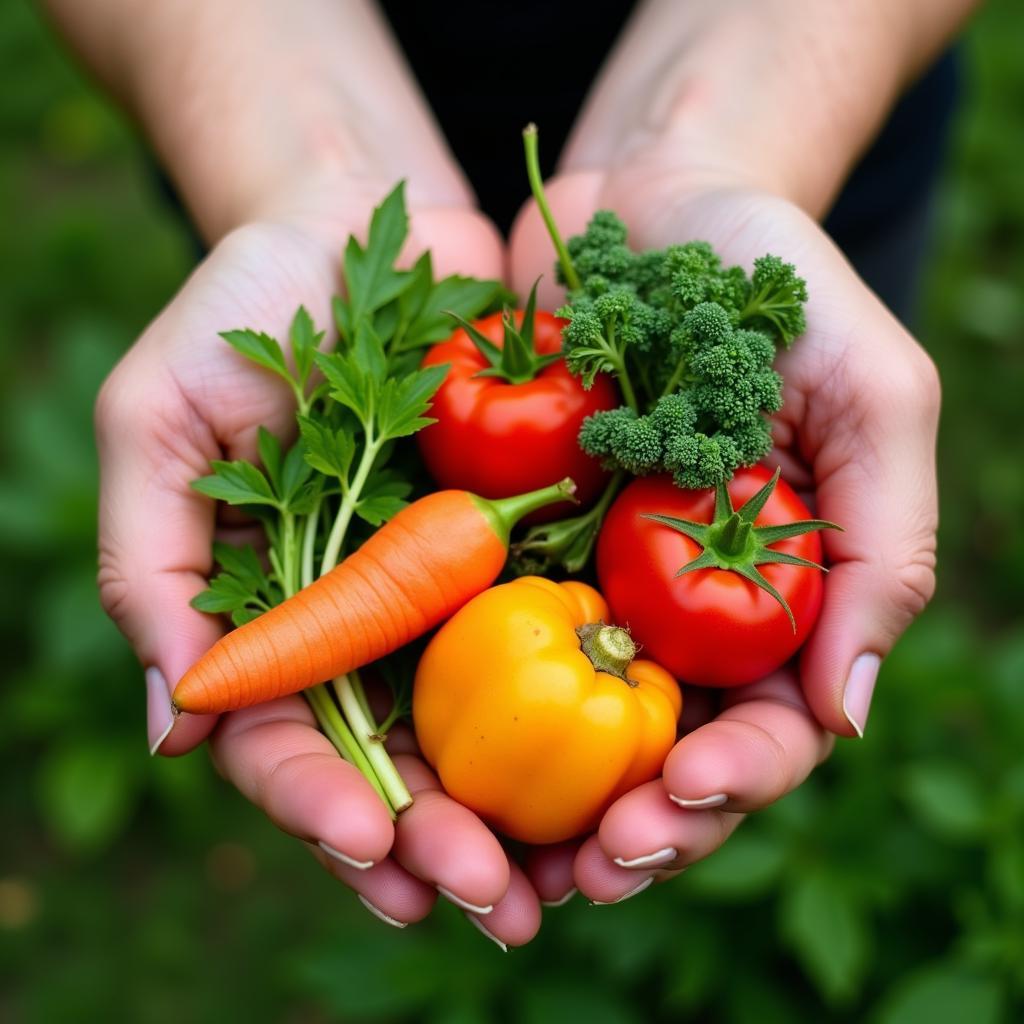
xmin=418 ymin=310 xmax=617 ymax=518
xmin=596 ymin=467 xmax=825 ymax=687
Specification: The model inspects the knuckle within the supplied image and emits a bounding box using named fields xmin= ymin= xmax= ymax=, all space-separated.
xmin=97 ymin=543 xmax=132 ymax=632
xmin=891 ymin=554 xmax=938 ymax=620
xmin=871 ymin=345 xmax=941 ymax=424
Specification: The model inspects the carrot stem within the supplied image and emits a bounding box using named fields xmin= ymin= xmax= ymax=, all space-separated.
xmin=334 ymin=674 xmax=413 ymax=813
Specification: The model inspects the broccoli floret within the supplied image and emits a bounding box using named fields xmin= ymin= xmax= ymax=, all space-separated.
xmin=563 ymin=211 xmax=632 ymax=286
xmin=684 ymin=302 xmax=734 ymax=346
xmin=579 ymin=407 xmax=638 ymax=465
xmin=554 ymin=217 xmax=807 ymax=491
xmin=740 ymin=254 xmax=808 ymax=346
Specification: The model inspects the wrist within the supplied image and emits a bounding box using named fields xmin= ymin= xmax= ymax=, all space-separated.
xmin=565 ymin=0 xmax=972 ymax=220
xmin=111 ymin=0 xmax=471 ymax=242
xmin=659 ymin=1 xmax=911 ymax=217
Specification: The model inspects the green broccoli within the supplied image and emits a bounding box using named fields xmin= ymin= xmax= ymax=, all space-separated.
xmin=557 ymin=210 xmax=806 ymax=490
xmin=517 ymin=127 xmax=810 ymax=571
xmin=740 ymin=254 xmax=809 ymax=346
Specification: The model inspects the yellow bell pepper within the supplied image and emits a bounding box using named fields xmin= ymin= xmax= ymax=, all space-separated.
xmin=413 ymin=576 xmax=682 ymax=844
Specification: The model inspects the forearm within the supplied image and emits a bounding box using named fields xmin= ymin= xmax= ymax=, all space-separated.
xmin=564 ymin=0 xmax=977 ymax=217
xmin=42 ymin=0 xmax=470 ymax=241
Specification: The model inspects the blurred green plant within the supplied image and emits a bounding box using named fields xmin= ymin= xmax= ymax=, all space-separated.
xmin=1 ymin=0 xmax=1023 ymax=1021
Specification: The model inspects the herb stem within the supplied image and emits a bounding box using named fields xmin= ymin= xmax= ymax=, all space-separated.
xmin=301 ymin=496 xmax=321 ymax=589
xmin=306 ymin=684 xmax=395 ymax=817
xmin=523 ymin=124 xmax=581 ymax=292
xmin=334 ymin=674 xmax=413 ymax=813
xmin=320 ymin=434 xmax=382 ymax=575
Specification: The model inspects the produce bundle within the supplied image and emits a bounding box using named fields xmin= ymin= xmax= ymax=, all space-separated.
xmin=177 ymin=128 xmax=838 ymax=839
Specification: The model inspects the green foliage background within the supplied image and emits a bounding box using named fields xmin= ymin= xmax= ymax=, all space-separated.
xmin=1 ymin=3 xmax=1022 ymax=1021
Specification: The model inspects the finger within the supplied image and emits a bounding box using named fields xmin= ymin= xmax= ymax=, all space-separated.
xmin=463 ymin=860 xmax=542 ymax=951
xmin=210 ymin=695 xmax=395 ymax=867
xmin=662 ymin=672 xmax=832 ymax=813
xmin=409 ymin=206 xmax=505 ymax=283
xmin=96 ymin=355 xmax=227 ymax=756
xmin=391 ymin=754 xmax=511 ymax=915
xmin=794 ymin=322 xmax=940 ymax=738
xmin=522 ymin=842 xmax=580 ymax=907
xmin=577 ymin=783 xmax=743 ymax=903
xmin=309 ymin=844 xmax=437 ymax=929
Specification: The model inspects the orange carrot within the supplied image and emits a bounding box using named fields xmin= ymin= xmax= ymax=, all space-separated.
xmin=173 ymin=479 xmax=576 ymax=714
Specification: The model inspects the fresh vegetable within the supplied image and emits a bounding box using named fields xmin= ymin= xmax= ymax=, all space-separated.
xmin=417 ymin=287 xmax=616 ymax=517
xmin=185 ymin=182 xmax=509 ymax=815
xmin=175 ymin=478 xmax=575 ymax=715
xmin=516 ymin=125 xmax=809 ymax=572
xmin=413 ymin=576 xmax=681 ymax=843
xmin=596 ymin=466 xmax=838 ymax=687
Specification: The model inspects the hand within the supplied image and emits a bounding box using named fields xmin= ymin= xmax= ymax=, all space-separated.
xmin=508 ymin=154 xmax=939 ymax=897
xmin=209 ymin=686 xmax=543 ymax=948
xmin=95 ymin=182 xmax=547 ymax=945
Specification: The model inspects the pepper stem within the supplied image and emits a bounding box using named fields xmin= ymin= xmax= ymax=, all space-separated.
xmin=471 ymin=478 xmax=578 ymax=546
xmin=577 ymin=622 xmax=637 ymax=684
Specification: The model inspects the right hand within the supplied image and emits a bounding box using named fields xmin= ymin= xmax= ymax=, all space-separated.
xmin=95 ymin=186 xmax=544 ymax=946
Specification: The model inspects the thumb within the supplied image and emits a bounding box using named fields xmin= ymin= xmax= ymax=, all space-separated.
xmin=96 ymin=351 xmax=224 ymax=756
xmin=798 ymin=348 xmax=941 ymax=737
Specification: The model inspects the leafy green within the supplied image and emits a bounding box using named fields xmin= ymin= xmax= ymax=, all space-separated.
xmin=555 ymin=212 xmax=807 ymax=490
xmin=186 ymin=184 xmax=500 ymax=791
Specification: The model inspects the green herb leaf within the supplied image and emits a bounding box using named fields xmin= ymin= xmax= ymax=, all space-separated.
xmin=342 ymin=182 xmax=411 ymax=332
xmin=257 ymin=427 xmax=282 ymax=493
xmin=192 ymin=460 xmax=278 ymax=507
xmin=220 ymin=329 xmax=291 ymax=383
xmin=355 ymin=494 xmax=409 ymax=526
xmin=280 ymin=438 xmax=314 ymax=505
xmin=404 ymin=275 xmax=504 ymax=350
xmin=211 ymin=542 xmax=267 ymax=595
xmin=299 ymin=415 xmax=356 ymax=480
xmin=289 ymin=306 xmax=322 ymax=388
xmin=190 ymin=574 xmax=257 ymax=614
xmin=314 ymin=351 xmax=372 ymax=426
xmin=376 ymin=363 xmax=448 ymax=441
xmin=352 ymin=319 xmax=388 ymax=383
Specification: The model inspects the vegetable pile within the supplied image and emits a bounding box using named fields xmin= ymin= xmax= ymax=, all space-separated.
xmin=179 ymin=127 xmax=837 ymax=839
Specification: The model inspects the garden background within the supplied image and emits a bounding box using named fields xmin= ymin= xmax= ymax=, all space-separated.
xmin=1 ymin=2 xmax=1022 ymax=1021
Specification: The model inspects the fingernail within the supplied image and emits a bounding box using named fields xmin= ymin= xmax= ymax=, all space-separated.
xmin=318 ymin=841 xmax=374 ymax=870
xmin=146 ymin=667 xmax=175 ymax=756
xmin=669 ymin=793 xmax=728 ymax=810
xmin=437 ymin=885 xmax=493 ymax=915
xmin=541 ymin=887 xmax=577 ymax=908
xmin=464 ymin=911 xmax=507 ymax=952
xmin=591 ymin=875 xmax=654 ymax=906
xmin=843 ymin=653 xmax=881 ymax=738
xmin=614 ymin=847 xmax=678 ymax=870
xmin=358 ymin=894 xmax=406 ymax=929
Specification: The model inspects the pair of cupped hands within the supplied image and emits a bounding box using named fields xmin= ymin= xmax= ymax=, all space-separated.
xmin=96 ymin=134 xmax=939 ymax=947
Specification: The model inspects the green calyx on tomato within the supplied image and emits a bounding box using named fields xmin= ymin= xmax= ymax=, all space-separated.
xmin=642 ymin=467 xmax=841 ymax=631
xmin=446 ymin=280 xmax=559 ymax=385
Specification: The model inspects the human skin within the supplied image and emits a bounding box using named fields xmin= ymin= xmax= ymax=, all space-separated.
xmin=45 ymin=0 xmax=973 ymax=931
xmin=509 ymin=0 xmax=973 ymax=901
